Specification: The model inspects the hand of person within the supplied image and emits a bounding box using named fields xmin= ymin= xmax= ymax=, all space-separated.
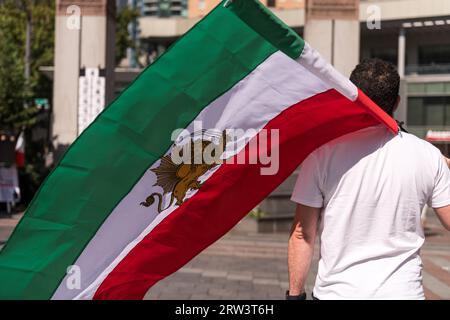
xmin=285 ymin=290 xmax=307 ymax=300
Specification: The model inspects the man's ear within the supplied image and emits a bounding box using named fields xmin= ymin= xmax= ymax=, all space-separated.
xmin=393 ymin=96 xmax=401 ymax=114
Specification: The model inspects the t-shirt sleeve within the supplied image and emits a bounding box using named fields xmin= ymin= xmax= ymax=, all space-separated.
xmin=290 ymin=152 xmax=324 ymax=208
xmin=429 ymin=154 xmax=450 ymax=208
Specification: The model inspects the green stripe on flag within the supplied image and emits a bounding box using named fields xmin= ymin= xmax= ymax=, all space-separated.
xmin=228 ymin=0 xmax=304 ymax=60
xmin=0 ymin=0 xmax=304 ymax=299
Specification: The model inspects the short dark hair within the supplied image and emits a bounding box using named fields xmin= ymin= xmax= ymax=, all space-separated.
xmin=350 ymin=58 xmax=400 ymax=115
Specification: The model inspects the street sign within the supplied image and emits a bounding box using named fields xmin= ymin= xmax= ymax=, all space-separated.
xmin=34 ymin=98 xmax=50 ymax=110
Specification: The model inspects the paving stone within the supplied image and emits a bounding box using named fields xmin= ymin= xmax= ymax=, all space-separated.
xmin=253 ymin=278 xmax=281 ymax=286
xmin=190 ymin=294 xmax=210 ymax=300
xmin=167 ymin=281 xmax=197 ymax=288
xmin=158 ymin=293 xmax=192 ymax=300
xmin=207 ymin=288 xmax=238 ymax=298
xmin=253 ymin=271 xmax=279 ymax=279
xmin=202 ymin=270 xmax=228 ymax=278
xmin=1 ymin=211 xmax=449 ymax=300
xmin=226 ymin=273 xmax=253 ymax=281
xmin=179 ymin=267 xmax=203 ymax=274
xmin=235 ymin=292 xmax=253 ymax=299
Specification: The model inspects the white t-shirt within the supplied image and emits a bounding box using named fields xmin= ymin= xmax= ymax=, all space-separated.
xmin=291 ymin=124 xmax=450 ymax=300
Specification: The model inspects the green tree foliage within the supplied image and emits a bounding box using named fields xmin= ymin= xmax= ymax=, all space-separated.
xmin=0 ymin=0 xmax=54 ymax=202
xmin=0 ymin=2 xmax=28 ymax=130
xmin=0 ymin=1 xmax=144 ymax=201
xmin=0 ymin=0 xmax=54 ymax=131
xmin=115 ymin=5 xmax=141 ymax=66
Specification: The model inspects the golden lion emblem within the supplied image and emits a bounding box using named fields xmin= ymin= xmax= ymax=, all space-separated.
xmin=140 ymin=130 xmax=229 ymax=213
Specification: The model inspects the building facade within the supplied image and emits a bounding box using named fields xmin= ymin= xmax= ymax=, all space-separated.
xmin=133 ymin=0 xmax=450 ymax=154
xmin=359 ymin=0 xmax=450 ymax=156
xmin=113 ymin=0 xmax=450 ymax=230
xmin=138 ymin=0 xmax=304 ymax=18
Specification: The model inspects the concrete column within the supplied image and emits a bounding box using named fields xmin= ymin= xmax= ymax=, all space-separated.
xmin=52 ymin=4 xmax=81 ymax=152
xmin=398 ymin=28 xmax=406 ymax=78
xmin=80 ymin=6 xmax=116 ymax=105
xmin=303 ymin=19 xmax=333 ymax=64
xmin=303 ymin=0 xmax=360 ymax=77
xmin=395 ymin=28 xmax=407 ymax=124
xmin=333 ymin=19 xmax=360 ymax=77
xmin=52 ymin=0 xmax=115 ymax=159
xmin=395 ymin=79 xmax=408 ymax=124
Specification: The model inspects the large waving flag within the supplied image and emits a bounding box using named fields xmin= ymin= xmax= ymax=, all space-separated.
xmin=0 ymin=0 xmax=398 ymax=299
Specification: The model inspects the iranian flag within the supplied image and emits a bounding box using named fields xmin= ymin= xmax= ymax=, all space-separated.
xmin=0 ymin=0 xmax=398 ymax=299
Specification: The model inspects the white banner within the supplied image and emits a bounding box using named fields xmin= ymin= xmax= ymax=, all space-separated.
xmin=78 ymin=68 xmax=106 ymax=135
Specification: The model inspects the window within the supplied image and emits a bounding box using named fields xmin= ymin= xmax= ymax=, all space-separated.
xmin=446 ymin=105 xmax=450 ymax=126
xmin=419 ymin=44 xmax=450 ymax=65
xmin=408 ymin=82 xmax=450 ymax=95
xmin=425 ymin=97 xmax=445 ymax=126
xmin=369 ymin=48 xmax=398 ymax=66
xmin=407 ymin=83 xmax=425 ymax=95
xmin=407 ymin=96 xmax=450 ymax=127
xmin=417 ymin=44 xmax=450 ymax=74
xmin=407 ymin=98 xmax=424 ymax=126
xmin=158 ymin=0 xmax=171 ymax=17
xmin=426 ymin=82 xmax=446 ymax=94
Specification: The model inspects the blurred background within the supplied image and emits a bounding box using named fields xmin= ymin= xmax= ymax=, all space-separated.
xmin=1 ymin=0 xmax=449 ymax=214
xmin=0 ymin=0 xmax=449 ymax=299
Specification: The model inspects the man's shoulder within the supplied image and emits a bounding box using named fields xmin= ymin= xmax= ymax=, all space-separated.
xmin=310 ymin=125 xmax=386 ymax=155
xmin=394 ymin=131 xmax=441 ymax=154
xmin=310 ymin=125 xmax=441 ymax=160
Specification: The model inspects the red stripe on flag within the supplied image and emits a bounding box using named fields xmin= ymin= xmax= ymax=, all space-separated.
xmin=356 ymin=88 xmax=398 ymax=134
xmin=93 ymin=89 xmax=395 ymax=299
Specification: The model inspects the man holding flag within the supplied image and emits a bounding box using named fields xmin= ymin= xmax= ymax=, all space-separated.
xmin=0 ymin=0 xmax=444 ymax=300
xmin=288 ymin=59 xmax=450 ymax=300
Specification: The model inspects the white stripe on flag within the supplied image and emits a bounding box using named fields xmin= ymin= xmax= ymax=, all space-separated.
xmin=52 ymin=50 xmax=334 ymax=299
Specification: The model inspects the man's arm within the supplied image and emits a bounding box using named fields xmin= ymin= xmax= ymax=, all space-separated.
xmin=434 ymin=205 xmax=450 ymax=231
xmin=288 ymin=204 xmax=320 ymax=296
xmin=432 ymin=155 xmax=450 ymax=231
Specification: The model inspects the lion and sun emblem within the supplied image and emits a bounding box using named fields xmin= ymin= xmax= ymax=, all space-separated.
xmin=140 ymin=130 xmax=230 ymax=213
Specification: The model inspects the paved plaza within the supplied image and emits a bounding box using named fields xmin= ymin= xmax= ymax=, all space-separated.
xmin=1 ymin=211 xmax=449 ymax=300
xmin=145 ymin=212 xmax=450 ymax=300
